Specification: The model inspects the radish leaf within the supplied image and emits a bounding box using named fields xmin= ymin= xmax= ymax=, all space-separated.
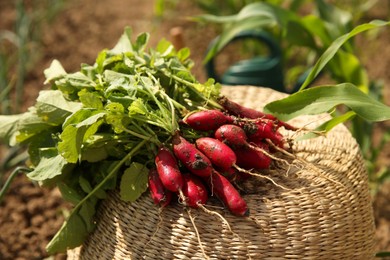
xmin=0 ymin=114 xmax=24 ymax=142
xmin=58 ymin=112 xmax=105 ymax=163
xmin=46 ymin=209 xmax=90 ymax=254
xmin=120 ymin=162 xmax=149 ymax=202
xmin=27 ymin=149 xmax=68 ymax=181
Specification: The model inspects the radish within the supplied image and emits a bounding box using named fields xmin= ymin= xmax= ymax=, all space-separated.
xmin=183 ymin=109 xmax=233 ymax=131
xmin=214 ymin=124 xmax=248 ymax=147
xmin=172 ymin=133 xmax=213 ymax=177
xmin=214 ymin=124 xmax=272 ymax=170
xmin=217 ymin=167 xmax=240 ymax=182
xmin=218 ymin=96 xmax=275 ymax=120
xmin=155 ymin=147 xmax=183 ymax=192
xmin=208 ymin=170 xmax=249 ymax=216
xmin=148 ymin=168 xmax=173 ymax=206
xmin=181 ymin=174 xmax=208 ymax=208
xmin=234 ymin=143 xmax=272 ymax=170
xmin=195 ymin=137 xmax=236 ymax=170
xmin=218 ymin=96 xmax=296 ymax=130
xmin=242 ymin=120 xmax=284 ymax=147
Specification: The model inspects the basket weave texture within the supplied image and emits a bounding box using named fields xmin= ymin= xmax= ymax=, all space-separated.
xmin=67 ymin=86 xmax=376 ymax=260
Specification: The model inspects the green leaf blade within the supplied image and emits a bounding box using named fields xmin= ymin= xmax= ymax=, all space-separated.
xmin=300 ymin=20 xmax=390 ymax=90
xmin=27 ymin=150 xmax=68 ymax=181
xmin=120 ymin=162 xmax=149 ymax=202
xmin=110 ymin=27 xmax=133 ymax=54
xmin=297 ymin=111 xmax=356 ymax=140
xmin=264 ymin=83 xmax=390 ymax=122
xmin=59 ymin=111 xmax=105 ymax=163
xmin=44 ymin=59 xmax=67 ymax=84
xmin=0 ymin=114 xmax=25 ymax=142
xmin=45 ymin=209 xmax=90 ymax=254
xmin=35 ymin=90 xmax=83 ymax=125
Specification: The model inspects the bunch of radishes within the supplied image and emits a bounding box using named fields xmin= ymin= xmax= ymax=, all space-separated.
xmin=148 ymin=97 xmax=296 ymax=217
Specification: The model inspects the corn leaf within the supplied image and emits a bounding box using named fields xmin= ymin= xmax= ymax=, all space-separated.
xmin=299 ymin=20 xmax=390 ymax=90
xmin=198 ymin=2 xmax=300 ymax=63
xmin=296 ymin=111 xmax=356 ymax=140
xmin=264 ymin=83 xmax=390 ymax=122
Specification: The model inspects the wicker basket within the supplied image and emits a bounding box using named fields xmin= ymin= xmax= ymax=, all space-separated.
xmin=67 ymin=86 xmax=376 ymax=259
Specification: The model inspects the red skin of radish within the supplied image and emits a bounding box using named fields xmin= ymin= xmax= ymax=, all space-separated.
xmin=161 ymin=190 xmax=173 ymax=207
xmin=181 ymin=174 xmax=208 ymax=208
xmin=214 ymin=124 xmax=248 ymax=147
xmin=195 ymin=137 xmax=236 ymax=170
xmin=214 ymin=124 xmax=272 ymax=169
xmin=183 ymin=110 xmax=233 ymax=131
xmin=218 ymin=96 xmax=275 ymax=120
xmin=148 ymin=168 xmax=173 ymax=206
xmin=172 ymin=134 xmax=213 ymax=177
xmin=243 ymin=120 xmax=284 ymax=147
xmin=155 ymin=147 xmax=183 ymax=192
xmin=218 ymin=96 xmax=296 ymax=130
xmin=217 ymin=167 xmax=240 ymax=182
xmin=234 ymin=143 xmax=271 ymax=170
xmin=208 ymin=170 xmax=249 ymax=216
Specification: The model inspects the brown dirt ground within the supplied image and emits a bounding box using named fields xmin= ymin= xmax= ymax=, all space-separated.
xmin=0 ymin=0 xmax=389 ymax=259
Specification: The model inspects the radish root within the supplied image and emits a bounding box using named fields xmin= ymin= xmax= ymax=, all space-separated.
xmin=235 ymin=165 xmax=291 ymax=191
xmin=266 ymin=139 xmax=345 ymax=188
xmin=186 ymin=208 xmax=209 ymax=260
xmin=198 ymin=204 xmax=251 ymax=259
xmin=145 ymin=206 xmax=165 ymax=250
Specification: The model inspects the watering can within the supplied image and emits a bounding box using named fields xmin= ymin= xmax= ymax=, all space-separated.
xmin=205 ymin=30 xmax=287 ymax=92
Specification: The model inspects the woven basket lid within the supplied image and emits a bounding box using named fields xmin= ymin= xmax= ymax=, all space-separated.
xmin=67 ymin=86 xmax=376 ymax=260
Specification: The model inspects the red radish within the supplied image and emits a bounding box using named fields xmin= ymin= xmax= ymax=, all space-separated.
xmin=217 ymin=167 xmax=240 ymax=182
xmin=214 ymin=124 xmax=272 ymax=169
xmin=155 ymin=147 xmax=183 ymax=192
xmin=215 ymin=125 xmax=271 ymax=169
xmin=218 ymin=96 xmax=296 ymax=130
xmin=183 ymin=109 xmax=233 ymax=131
xmin=161 ymin=190 xmax=174 ymax=207
xmin=195 ymin=137 xmax=236 ymax=170
xmin=214 ymin=124 xmax=248 ymax=147
xmin=208 ymin=170 xmax=249 ymax=216
xmin=242 ymin=120 xmax=284 ymax=147
xmin=148 ymin=168 xmax=173 ymax=206
xmin=172 ymin=133 xmax=213 ymax=177
xmin=181 ymin=174 xmax=208 ymax=208
xmin=234 ymin=144 xmax=271 ymax=170
xmin=218 ymin=96 xmax=275 ymax=120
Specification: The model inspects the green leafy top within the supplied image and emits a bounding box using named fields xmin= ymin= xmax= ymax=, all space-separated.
xmin=0 ymin=27 xmax=221 ymax=254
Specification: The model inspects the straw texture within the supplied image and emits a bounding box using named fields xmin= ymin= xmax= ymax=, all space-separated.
xmin=67 ymin=86 xmax=376 ymax=260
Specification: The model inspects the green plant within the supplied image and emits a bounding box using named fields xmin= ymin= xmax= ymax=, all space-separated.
xmin=0 ymin=28 xmax=223 ymax=253
xmin=0 ymin=0 xmax=66 ymax=183
xmin=1 ymin=23 xmax=390 ymax=255
xmin=197 ymin=1 xmax=366 ymax=89
xmin=195 ymin=0 xmax=390 ymax=191
xmin=0 ymin=0 xmax=65 ymax=115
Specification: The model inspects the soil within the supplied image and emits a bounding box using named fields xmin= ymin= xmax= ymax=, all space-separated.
xmin=0 ymin=0 xmax=389 ymax=259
